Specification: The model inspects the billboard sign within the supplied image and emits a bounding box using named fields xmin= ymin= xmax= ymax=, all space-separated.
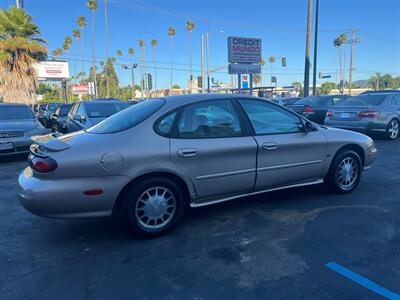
xmin=242 ymin=75 xmax=249 ymax=89
xmin=71 ymin=84 xmax=89 ymax=95
xmin=228 ymin=36 xmax=262 ymax=63
xmin=35 ymin=61 xmax=70 ymax=80
xmin=228 ymin=63 xmax=261 ymax=74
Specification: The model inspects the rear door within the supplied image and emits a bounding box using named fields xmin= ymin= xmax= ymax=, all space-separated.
xmin=238 ymin=99 xmax=327 ymax=190
xmin=170 ymin=99 xmax=258 ymax=201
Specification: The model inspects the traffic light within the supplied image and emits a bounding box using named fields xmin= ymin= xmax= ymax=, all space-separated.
xmin=281 ymin=57 xmax=287 ymax=67
xmin=147 ymin=73 xmax=153 ymax=90
xmin=197 ymin=76 xmax=203 ymax=88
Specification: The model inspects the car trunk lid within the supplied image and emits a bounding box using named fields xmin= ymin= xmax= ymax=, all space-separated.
xmin=327 ymin=106 xmax=378 ymax=121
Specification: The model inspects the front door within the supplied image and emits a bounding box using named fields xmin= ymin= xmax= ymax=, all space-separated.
xmin=238 ymin=99 xmax=327 ymax=190
xmin=170 ymin=99 xmax=258 ymax=201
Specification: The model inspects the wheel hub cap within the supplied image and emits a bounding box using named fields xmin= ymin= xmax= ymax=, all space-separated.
xmin=337 ymin=157 xmax=358 ymax=190
xmin=389 ymin=121 xmax=399 ymax=139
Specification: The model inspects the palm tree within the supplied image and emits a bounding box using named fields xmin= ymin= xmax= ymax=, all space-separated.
xmin=186 ymin=21 xmax=195 ymax=92
xmin=138 ymin=39 xmax=145 ymax=98
xmin=128 ymin=47 xmax=135 ymax=99
xmin=63 ymin=36 xmax=72 ymax=55
xmin=260 ymin=58 xmax=266 ymax=86
xmin=151 ymin=39 xmax=158 ymax=91
xmin=116 ymin=49 xmax=122 ymax=96
xmin=0 ymin=7 xmax=47 ymax=104
xmin=168 ymin=27 xmax=176 ymax=91
xmin=72 ymin=29 xmax=80 ymax=82
xmin=333 ymin=33 xmax=347 ymax=93
xmin=77 ymin=16 xmax=87 ymax=74
xmin=87 ymin=0 xmax=98 ymax=97
xmin=52 ymin=48 xmax=63 ymax=60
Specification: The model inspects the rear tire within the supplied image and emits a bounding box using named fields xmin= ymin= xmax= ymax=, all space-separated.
xmin=326 ymin=150 xmax=362 ymax=194
xmin=386 ymin=119 xmax=399 ymax=140
xmin=121 ymin=177 xmax=185 ymax=238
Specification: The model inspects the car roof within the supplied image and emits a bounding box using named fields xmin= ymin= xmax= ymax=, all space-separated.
xmin=79 ymin=99 xmax=125 ymax=104
xmin=0 ymin=103 xmax=31 ymax=107
xmin=161 ymin=93 xmax=257 ymax=106
xmin=360 ymin=90 xmax=400 ymax=94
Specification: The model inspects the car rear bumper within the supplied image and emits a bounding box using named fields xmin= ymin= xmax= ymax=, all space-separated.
xmin=0 ymin=137 xmax=32 ymax=156
xmin=325 ymin=119 xmax=387 ymax=133
xmin=17 ymin=167 xmax=131 ymax=218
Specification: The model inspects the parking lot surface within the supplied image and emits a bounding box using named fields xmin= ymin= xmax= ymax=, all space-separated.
xmin=1 ymin=139 xmax=399 ymax=300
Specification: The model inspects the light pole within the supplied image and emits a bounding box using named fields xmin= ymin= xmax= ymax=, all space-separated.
xmin=303 ymin=0 xmax=313 ymax=97
xmin=104 ymin=0 xmax=110 ymax=98
xmin=205 ymin=30 xmax=224 ymax=93
xmin=312 ymin=0 xmax=319 ymax=96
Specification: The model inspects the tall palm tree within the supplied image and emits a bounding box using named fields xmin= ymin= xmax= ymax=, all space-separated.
xmin=333 ymin=33 xmax=347 ymax=93
xmin=138 ymin=39 xmax=146 ymax=98
xmin=186 ymin=21 xmax=195 ymax=92
xmin=72 ymin=29 xmax=80 ymax=82
xmin=87 ymin=0 xmax=98 ymax=97
xmin=104 ymin=0 xmax=110 ymax=97
xmin=260 ymin=58 xmax=266 ymax=86
xmin=151 ymin=39 xmax=158 ymax=91
xmin=77 ymin=16 xmax=87 ymax=75
xmin=0 ymin=7 xmax=47 ymax=104
xmin=62 ymin=36 xmax=72 ymax=59
xmin=52 ymin=48 xmax=63 ymax=60
xmin=168 ymin=27 xmax=176 ymax=91
xmin=128 ymin=47 xmax=135 ymax=99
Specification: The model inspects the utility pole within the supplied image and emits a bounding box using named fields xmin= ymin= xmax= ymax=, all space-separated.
xmin=348 ymin=29 xmax=361 ymax=95
xmin=303 ymin=0 xmax=313 ymax=97
xmin=312 ymin=0 xmax=319 ymax=96
xmin=104 ymin=0 xmax=110 ymax=98
xmin=201 ymin=34 xmax=205 ymax=93
xmin=206 ymin=32 xmax=210 ymax=93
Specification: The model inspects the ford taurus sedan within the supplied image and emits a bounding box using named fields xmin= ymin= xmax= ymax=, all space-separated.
xmin=325 ymin=92 xmax=400 ymax=140
xmin=18 ymin=94 xmax=377 ymax=237
xmin=0 ymin=104 xmax=47 ymax=157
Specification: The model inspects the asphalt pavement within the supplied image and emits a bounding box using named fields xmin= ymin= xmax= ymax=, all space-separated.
xmin=1 ymin=138 xmax=399 ymax=300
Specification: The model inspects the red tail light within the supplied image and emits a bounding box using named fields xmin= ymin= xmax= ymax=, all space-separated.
xmin=358 ymin=111 xmax=380 ymax=118
xmin=326 ymin=111 xmax=333 ymax=118
xmin=30 ymin=156 xmax=58 ymax=173
xmin=304 ymin=106 xmax=314 ymax=113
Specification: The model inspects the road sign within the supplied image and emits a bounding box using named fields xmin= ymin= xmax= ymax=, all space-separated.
xmin=228 ymin=63 xmax=261 ymax=74
xmin=71 ymin=84 xmax=89 ymax=95
xmin=322 ymin=75 xmax=332 ymax=79
xmin=88 ymin=82 xmax=95 ymax=96
xmin=242 ymin=74 xmax=249 ymax=88
xmin=228 ymin=36 xmax=262 ymax=63
xmin=271 ymin=76 xmax=277 ymax=83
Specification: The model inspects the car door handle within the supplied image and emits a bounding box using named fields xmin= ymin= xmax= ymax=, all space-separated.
xmin=177 ymin=148 xmax=198 ymax=157
xmin=262 ymin=143 xmax=278 ymax=151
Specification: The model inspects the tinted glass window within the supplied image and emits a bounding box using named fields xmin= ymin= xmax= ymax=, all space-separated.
xmin=87 ymin=99 xmax=165 ymax=134
xmin=338 ymin=94 xmax=386 ymax=106
xmin=177 ymin=100 xmax=242 ymax=138
xmin=85 ymin=102 xmax=128 ymax=118
xmin=157 ymin=112 xmax=177 ymax=135
xmin=295 ymin=96 xmax=322 ymax=105
xmin=0 ymin=106 xmax=35 ymax=120
xmin=239 ymin=100 xmax=303 ymax=135
xmin=47 ymin=103 xmax=60 ymax=112
xmin=76 ymin=104 xmax=85 ymax=117
xmin=59 ymin=105 xmax=72 ymax=116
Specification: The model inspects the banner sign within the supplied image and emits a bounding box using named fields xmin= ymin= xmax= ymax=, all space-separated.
xmin=71 ymin=84 xmax=89 ymax=95
xmin=228 ymin=37 xmax=262 ymax=63
xmin=228 ymin=63 xmax=261 ymax=74
xmin=35 ymin=61 xmax=70 ymax=80
xmin=88 ymin=82 xmax=95 ymax=96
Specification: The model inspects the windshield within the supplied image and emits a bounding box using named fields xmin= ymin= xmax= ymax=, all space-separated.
xmin=87 ymin=99 xmax=165 ymax=134
xmin=59 ymin=105 xmax=72 ymax=116
xmin=337 ymin=94 xmax=386 ymax=106
xmin=0 ymin=106 xmax=35 ymax=120
xmin=85 ymin=102 xmax=129 ymax=118
xmin=295 ymin=96 xmax=322 ymax=105
xmin=47 ymin=103 xmax=60 ymax=111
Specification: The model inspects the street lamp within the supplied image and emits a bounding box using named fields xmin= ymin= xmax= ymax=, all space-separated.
xmin=205 ymin=30 xmax=224 ymax=93
xmin=122 ymin=63 xmax=138 ymax=100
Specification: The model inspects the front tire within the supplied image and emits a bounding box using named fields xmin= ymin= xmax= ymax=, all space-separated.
xmin=122 ymin=178 xmax=185 ymax=238
xmin=386 ymin=119 xmax=399 ymax=140
xmin=326 ymin=150 xmax=362 ymax=194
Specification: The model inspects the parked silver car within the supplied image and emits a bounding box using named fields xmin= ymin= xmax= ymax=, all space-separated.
xmin=0 ymin=104 xmax=47 ymax=157
xmin=18 ymin=94 xmax=377 ymax=237
xmin=325 ymin=92 xmax=400 ymax=140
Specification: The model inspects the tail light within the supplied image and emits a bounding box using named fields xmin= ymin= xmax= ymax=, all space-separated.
xmin=30 ymin=156 xmax=57 ymax=173
xmin=304 ymin=106 xmax=314 ymax=113
xmin=358 ymin=111 xmax=380 ymax=118
xmin=326 ymin=111 xmax=333 ymax=118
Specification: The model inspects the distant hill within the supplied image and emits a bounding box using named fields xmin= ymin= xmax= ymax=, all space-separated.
xmin=352 ymin=79 xmax=369 ymax=87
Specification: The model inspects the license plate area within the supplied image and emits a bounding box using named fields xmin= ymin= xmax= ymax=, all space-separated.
xmin=0 ymin=142 xmax=13 ymax=151
xmin=340 ymin=112 xmax=351 ymax=118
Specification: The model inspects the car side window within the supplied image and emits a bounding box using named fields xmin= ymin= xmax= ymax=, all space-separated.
xmin=239 ymin=99 xmax=303 ymax=135
xmin=176 ymin=100 xmax=242 ymax=138
xmin=69 ymin=104 xmax=78 ymax=116
xmin=77 ymin=104 xmax=85 ymax=117
xmin=394 ymin=95 xmax=400 ymax=105
xmin=390 ymin=96 xmax=399 ymax=105
xmin=54 ymin=107 xmax=60 ymax=116
xmin=156 ymin=112 xmax=177 ymax=136
xmin=332 ymin=97 xmax=343 ymax=105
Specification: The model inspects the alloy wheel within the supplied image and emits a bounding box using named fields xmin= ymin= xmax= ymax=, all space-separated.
xmin=134 ymin=186 xmax=176 ymax=230
xmin=336 ymin=157 xmax=359 ymax=191
xmin=388 ymin=120 xmax=399 ymax=139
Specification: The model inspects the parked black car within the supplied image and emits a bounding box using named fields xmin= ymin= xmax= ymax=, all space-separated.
xmin=65 ymin=100 xmax=129 ymax=133
xmin=287 ymin=95 xmax=349 ymax=124
xmin=50 ymin=103 xmax=73 ymax=133
xmin=38 ymin=102 xmax=63 ymax=128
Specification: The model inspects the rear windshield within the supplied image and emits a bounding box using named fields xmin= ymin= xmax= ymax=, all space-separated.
xmin=87 ymin=99 xmax=165 ymax=134
xmin=337 ymin=94 xmax=386 ymax=106
xmin=295 ymin=96 xmax=322 ymax=105
xmin=59 ymin=105 xmax=72 ymax=116
xmin=85 ymin=102 xmax=129 ymax=118
xmin=0 ymin=106 xmax=34 ymax=120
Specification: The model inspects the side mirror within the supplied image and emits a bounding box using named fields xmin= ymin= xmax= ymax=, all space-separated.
xmin=73 ymin=115 xmax=84 ymax=122
xmin=303 ymin=120 xmax=315 ymax=132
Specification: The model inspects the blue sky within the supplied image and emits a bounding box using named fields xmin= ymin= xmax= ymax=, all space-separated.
xmin=1 ymin=0 xmax=400 ymax=88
